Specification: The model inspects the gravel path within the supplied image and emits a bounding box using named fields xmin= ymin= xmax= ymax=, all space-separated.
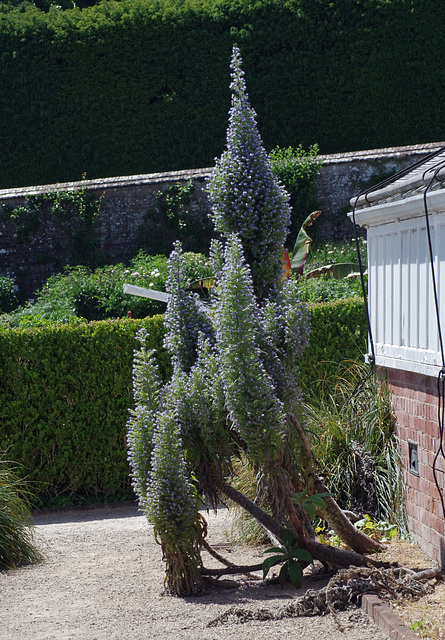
xmin=0 ymin=503 xmax=388 ymax=640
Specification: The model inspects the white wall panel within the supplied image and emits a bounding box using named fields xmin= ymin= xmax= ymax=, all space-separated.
xmin=365 ymin=207 xmax=445 ymax=375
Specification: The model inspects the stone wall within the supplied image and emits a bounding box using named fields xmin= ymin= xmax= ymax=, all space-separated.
xmin=1 ymin=142 xmax=443 ymax=300
xmin=315 ymin=142 xmax=445 ymax=238
xmin=382 ymin=366 xmax=445 ymax=568
xmin=0 ymin=169 xmax=213 ymax=300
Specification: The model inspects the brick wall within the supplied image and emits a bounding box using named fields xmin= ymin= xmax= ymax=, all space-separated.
xmin=381 ymin=366 xmax=445 ymax=567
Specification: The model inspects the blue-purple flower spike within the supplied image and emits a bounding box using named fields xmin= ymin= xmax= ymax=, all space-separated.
xmin=208 ymin=46 xmax=291 ymax=298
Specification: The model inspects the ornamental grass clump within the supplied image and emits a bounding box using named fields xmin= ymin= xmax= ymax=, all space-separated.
xmin=0 ymin=455 xmax=42 ymax=570
xmin=128 ymin=46 xmax=386 ymax=597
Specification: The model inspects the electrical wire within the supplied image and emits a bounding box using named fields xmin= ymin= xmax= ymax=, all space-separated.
xmin=349 ymin=148 xmax=445 ymax=518
xmin=422 ymin=159 xmax=445 ymax=518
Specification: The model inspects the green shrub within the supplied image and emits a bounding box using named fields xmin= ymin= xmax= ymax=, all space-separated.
xmin=300 ymin=298 xmax=368 ymax=391
xmin=6 ymin=251 xmax=213 ymax=326
xmin=0 ymin=0 xmax=444 ymax=188
xmin=0 ymin=276 xmax=19 ymax=313
xmin=304 ymin=362 xmax=407 ymax=535
xmin=0 ymin=299 xmax=366 ymax=505
xmin=0 ymin=315 xmax=170 ymax=505
xmin=270 ymin=145 xmax=321 ymax=245
xmin=304 ymin=239 xmax=367 ymax=271
xmin=297 ymin=274 xmax=365 ymax=304
xmin=0 ymin=454 xmax=42 ymax=569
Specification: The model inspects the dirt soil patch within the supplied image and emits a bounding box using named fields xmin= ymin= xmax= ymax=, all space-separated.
xmin=0 ymin=503 xmax=443 ymax=640
xmin=377 ymin=539 xmax=445 ymax=638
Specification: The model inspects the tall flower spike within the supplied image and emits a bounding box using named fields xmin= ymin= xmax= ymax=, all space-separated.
xmin=214 ymin=234 xmax=286 ymax=461
xmin=208 ymin=46 xmax=291 ymax=299
xmin=163 ymin=241 xmax=213 ymax=372
xmin=126 ymin=329 xmax=163 ymax=509
xmin=145 ymin=410 xmax=204 ymax=595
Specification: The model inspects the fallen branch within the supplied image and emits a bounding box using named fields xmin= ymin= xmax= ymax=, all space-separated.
xmin=206 ymin=564 xmax=437 ymax=627
xmin=201 ymin=563 xmax=263 ymax=577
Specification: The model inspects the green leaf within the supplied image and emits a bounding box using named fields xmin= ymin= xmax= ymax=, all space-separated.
xmin=264 ymin=546 xmax=285 ymax=555
xmin=301 ymin=501 xmax=316 ymax=518
xmin=287 ymin=559 xmax=303 ymax=588
xmin=278 ymin=562 xmax=289 ymax=586
xmin=289 ymin=548 xmax=313 ymax=563
xmin=281 ymin=528 xmax=296 ymax=549
xmin=290 ymin=211 xmax=322 ymax=274
xmin=307 ymin=494 xmax=329 ymax=507
xmin=262 ymin=555 xmax=284 ymax=579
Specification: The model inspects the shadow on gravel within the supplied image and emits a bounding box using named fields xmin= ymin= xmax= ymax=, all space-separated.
xmin=32 ymin=501 xmax=141 ymax=525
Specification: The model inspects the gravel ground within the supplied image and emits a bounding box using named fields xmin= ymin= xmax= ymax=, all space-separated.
xmin=0 ymin=503 xmax=389 ymax=640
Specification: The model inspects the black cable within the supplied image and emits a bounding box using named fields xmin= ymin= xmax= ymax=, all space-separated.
xmin=350 ymin=145 xmax=445 ymax=369
xmin=422 ymin=159 xmax=445 ymax=518
xmin=433 ymin=370 xmax=445 ymax=519
xmin=349 ymin=149 xmax=445 ymax=519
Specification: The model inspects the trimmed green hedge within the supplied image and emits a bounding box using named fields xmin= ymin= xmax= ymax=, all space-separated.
xmin=0 ymin=315 xmax=170 ymax=505
xmin=301 ymin=298 xmax=368 ymax=390
xmin=1 ymin=0 xmax=444 ymax=188
xmin=0 ymin=299 xmax=367 ymax=505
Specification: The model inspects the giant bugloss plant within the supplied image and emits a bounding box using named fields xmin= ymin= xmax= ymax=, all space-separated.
xmin=128 ymin=46 xmax=383 ymax=596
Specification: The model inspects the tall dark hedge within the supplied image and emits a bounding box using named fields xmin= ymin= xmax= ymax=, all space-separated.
xmin=1 ymin=0 xmax=443 ymax=189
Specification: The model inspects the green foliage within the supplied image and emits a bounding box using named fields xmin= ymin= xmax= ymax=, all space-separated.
xmin=354 ymin=514 xmax=398 ymax=542
xmin=0 ymin=276 xmax=19 ymax=313
xmin=2 ymin=184 xmax=103 ymax=265
xmin=0 ymin=315 xmax=170 ymax=505
xmin=0 ymin=297 xmax=366 ymax=505
xmin=262 ymin=528 xmax=312 ymax=588
xmin=270 ymin=145 xmax=321 ymax=246
xmin=304 ymin=362 xmax=408 ymax=535
xmin=136 ymin=180 xmax=213 ymax=256
xmin=316 ymin=515 xmax=400 ymax=548
xmin=0 ymin=453 xmax=42 ymax=569
xmin=410 ymin=618 xmax=425 ymax=634
xmin=1 ymin=0 xmax=443 ymax=189
xmin=4 ymin=251 xmax=213 ymax=326
xmin=292 ymin=489 xmax=332 ymax=520
xmin=304 ymin=239 xmax=367 ymax=271
xmin=290 ymin=238 xmax=367 ymax=304
xmin=296 ymin=274 xmax=365 ymax=304
xmin=300 ymin=298 xmax=368 ymax=390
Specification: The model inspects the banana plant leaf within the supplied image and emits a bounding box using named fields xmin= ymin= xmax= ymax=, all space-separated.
xmin=290 ymin=210 xmax=322 ymax=275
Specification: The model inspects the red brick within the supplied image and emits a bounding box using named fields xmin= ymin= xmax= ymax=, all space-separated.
xmin=361 ymin=595 xmax=419 ymax=640
xmin=421 ymin=509 xmax=444 ymax=532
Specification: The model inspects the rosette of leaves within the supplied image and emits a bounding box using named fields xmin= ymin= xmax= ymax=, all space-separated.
xmin=263 ymin=529 xmax=313 ymax=588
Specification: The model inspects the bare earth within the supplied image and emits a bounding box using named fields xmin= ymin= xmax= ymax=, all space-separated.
xmin=0 ymin=503 xmax=442 ymax=640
